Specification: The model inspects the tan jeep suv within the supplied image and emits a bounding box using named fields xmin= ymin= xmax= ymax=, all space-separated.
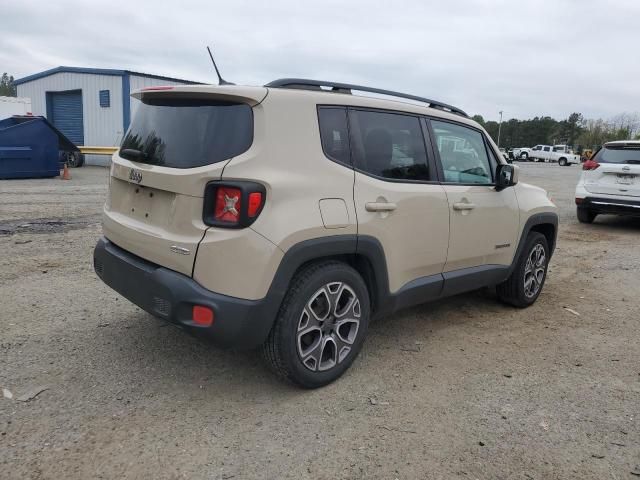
xmin=94 ymin=79 xmax=558 ymax=388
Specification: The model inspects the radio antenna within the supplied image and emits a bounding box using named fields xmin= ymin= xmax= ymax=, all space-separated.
xmin=206 ymin=46 xmax=234 ymax=85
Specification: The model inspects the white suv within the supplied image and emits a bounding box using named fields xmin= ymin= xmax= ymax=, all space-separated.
xmin=94 ymin=78 xmax=558 ymax=387
xmin=575 ymin=140 xmax=640 ymax=223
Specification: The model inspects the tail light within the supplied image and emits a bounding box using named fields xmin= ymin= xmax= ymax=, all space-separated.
xmin=582 ymin=160 xmax=600 ymax=170
xmin=203 ymin=181 xmax=266 ymax=228
xmin=141 ymin=86 xmax=174 ymax=91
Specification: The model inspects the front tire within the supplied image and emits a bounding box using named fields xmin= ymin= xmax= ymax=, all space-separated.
xmin=577 ymin=207 xmax=596 ymax=224
xmin=496 ymin=232 xmax=549 ymax=308
xmin=263 ymin=261 xmax=370 ymax=388
xmin=559 ymin=158 xmax=567 ymax=166
xmin=520 ymin=152 xmax=529 ymax=161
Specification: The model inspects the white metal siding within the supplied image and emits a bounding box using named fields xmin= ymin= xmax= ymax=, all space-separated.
xmin=0 ymin=96 xmax=32 ymax=119
xmin=16 ymin=72 xmax=124 ymax=147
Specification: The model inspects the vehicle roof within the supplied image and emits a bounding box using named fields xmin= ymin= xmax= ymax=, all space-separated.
xmin=604 ymin=140 xmax=640 ymax=146
xmin=132 ymin=83 xmax=480 ymax=129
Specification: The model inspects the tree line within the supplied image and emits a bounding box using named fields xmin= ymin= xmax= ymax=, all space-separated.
xmin=473 ymin=112 xmax=640 ymax=152
xmin=0 ymin=73 xmax=17 ymax=97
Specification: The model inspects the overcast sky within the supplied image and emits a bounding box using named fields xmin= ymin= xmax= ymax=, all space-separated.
xmin=1 ymin=0 xmax=638 ymax=121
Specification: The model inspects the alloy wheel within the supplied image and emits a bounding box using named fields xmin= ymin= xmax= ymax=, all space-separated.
xmin=524 ymin=243 xmax=546 ymax=298
xmin=296 ymin=282 xmax=361 ymax=372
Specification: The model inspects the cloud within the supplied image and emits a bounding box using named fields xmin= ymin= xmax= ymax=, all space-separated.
xmin=1 ymin=0 xmax=638 ymax=120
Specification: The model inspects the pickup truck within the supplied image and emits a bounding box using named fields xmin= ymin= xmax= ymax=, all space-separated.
xmin=530 ymin=145 xmax=581 ymax=166
xmin=512 ymin=147 xmax=532 ymax=160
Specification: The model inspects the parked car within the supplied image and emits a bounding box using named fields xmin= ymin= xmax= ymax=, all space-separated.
xmin=93 ymin=78 xmax=558 ymax=388
xmin=529 ymin=144 xmax=580 ymax=165
xmin=512 ymin=147 xmax=532 ymax=160
xmin=575 ymin=140 xmax=640 ymax=223
xmin=499 ymin=148 xmax=512 ymax=163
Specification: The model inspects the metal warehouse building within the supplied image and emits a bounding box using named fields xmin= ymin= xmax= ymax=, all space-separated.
xmin=15 ymin=66 xmax=199 ymax=164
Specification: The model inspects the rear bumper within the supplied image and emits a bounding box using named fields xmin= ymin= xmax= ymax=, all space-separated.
xmin=578 ymin=196 xmax=640 ymax=217
xmin=93 ymin=237 xmax=275 ymax=350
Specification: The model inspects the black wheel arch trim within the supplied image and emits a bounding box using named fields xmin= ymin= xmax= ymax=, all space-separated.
xmin=508 ymin=212 xmax=558 ymax=276
xmin=261 ymin=214 xmax=557 ymax=342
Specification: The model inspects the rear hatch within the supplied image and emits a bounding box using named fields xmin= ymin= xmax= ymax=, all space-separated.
xmin=584 ymin=143 xmax=640 ymax=197
xmin=103 ymin=85 xmax=266 ymax=276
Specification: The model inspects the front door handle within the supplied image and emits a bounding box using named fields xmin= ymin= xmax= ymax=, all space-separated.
xmin=365 ymin=202 xmax=397 ymax=212
xmin=453 ymin=202 xmax=476 ymax=211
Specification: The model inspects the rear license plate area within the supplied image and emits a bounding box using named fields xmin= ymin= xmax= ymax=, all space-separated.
xmin=616 ymin=174 xmax=635 ymax=185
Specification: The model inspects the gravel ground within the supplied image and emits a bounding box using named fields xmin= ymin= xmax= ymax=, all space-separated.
xmin=1 ymin=163 xmax=639 ymax=479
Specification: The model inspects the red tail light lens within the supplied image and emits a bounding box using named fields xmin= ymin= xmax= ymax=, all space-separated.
xmin=582 ymin=160 xmax=600 ymax=170
xmin=141 ymin=86 xmax=174 ymax=91
xmin=247 ymin=192 xmax=263 ymax=217
xmin=203 ymin=182 xmax=266 ymax=228
xmin=214 ymin=187 xmax=242 ymax=223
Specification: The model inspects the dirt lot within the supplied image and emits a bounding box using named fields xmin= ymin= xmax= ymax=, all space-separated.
xmin=1 ymin=163 xmax=639 ymax=479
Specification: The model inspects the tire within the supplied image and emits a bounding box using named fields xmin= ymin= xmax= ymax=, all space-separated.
xmin=558 ymin=158 xmax=567 ymax=166
xmin=577 ymin=207 xmax=596 ymax=224
xmin=62 ymin=151 xmax=84 ymax=168
xmin=496 ymin=232 xmax=549 ymax=308
xmin=262 ymin=261 xmax=371 ymax=388
xmin=520 ymin=152 xmax=528 ymax=160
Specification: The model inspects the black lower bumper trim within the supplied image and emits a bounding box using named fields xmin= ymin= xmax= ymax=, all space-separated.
xmin=93 ymin=237 xmax=275 ymax=350
xmin=581 ymin=197 xmax=640 ymax=217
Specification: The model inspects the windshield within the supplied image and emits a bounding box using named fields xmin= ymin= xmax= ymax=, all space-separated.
xmin=120 ymin=97 xmax=253 ymax=168
xmin=594 ymin=145 xmax=640 ymax=164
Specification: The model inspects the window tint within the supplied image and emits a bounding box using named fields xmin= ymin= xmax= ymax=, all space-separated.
xmin=349 ymin=110 xmax=429 ymax=181
xmin=594 ymin=145 xmax=640 ymax=164
xmin=431 ymin=120 xmax=493 ymax=184
xmin=543 ymin=146 xmax=551 ymax=152
xmin=121 ymin=98 xmax=253 ymax=168
xmin=318 ymin=107 xmax=350 ymax=165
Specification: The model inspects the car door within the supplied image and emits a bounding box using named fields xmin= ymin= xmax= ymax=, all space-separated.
xmin=542 ymin=145 xmax=552 ymax=162
xmin=350 ymin=108 xmax=450 ymax=294
xmin=428 ymin=119 xmax=520 ymax=274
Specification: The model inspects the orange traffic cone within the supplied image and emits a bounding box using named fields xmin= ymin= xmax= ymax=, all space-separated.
xmin=61 ymin=163 xmax=71 ymax=180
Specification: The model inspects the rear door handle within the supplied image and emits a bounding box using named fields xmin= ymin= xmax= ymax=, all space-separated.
xmin=365 ymin=202 xmax=397 ymax=212
xmin=453 ymin=202 xmax=476 ymax=211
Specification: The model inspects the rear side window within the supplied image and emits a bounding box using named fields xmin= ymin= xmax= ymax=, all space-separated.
xmin=594 ymin=145 xmax=640 ymax=164
xmin=349 ymin=110 xmax=429 ymax=181
xmin=431 ymin=120 xmax=493 ymax=184
xmin=318 ymin=107 xmax=350 ymax=165
xmin=121 ymin=97 xmax=253 ymax=168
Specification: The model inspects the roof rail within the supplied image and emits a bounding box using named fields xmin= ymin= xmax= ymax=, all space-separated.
xmin=265 ymin=78 xmax=468 ymax=117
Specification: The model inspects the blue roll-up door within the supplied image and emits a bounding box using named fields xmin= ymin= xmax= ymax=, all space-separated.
xmin=47 ymin=90 xmax=84 ymax=145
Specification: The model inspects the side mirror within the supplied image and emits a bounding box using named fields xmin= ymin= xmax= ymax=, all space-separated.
xmin=496 ymin=164 xmax=518 ymax=190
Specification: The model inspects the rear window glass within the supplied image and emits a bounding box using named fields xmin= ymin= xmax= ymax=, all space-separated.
xmin=121 ymin=98 xmax=253 ymax=168
xmin=349 ymin=109 xmax=430 ymax=181
xmin=318 ymin=107 xmax=350 ymax=165
xmin=594 ymin=145 xmax=640 ymax=164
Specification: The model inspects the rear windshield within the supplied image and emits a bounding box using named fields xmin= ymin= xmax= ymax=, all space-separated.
xmin=120 ymin=98 xmax=253 ymax=168
xmin=594 ymin=145 xmax=640 ymax=164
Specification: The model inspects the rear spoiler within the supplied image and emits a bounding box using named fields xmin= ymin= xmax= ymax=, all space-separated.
xmin=131 ymin=85 xmax=268 ymax=107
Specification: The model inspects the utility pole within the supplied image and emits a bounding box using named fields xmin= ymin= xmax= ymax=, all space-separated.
xmin=497 ymin=110 xmax=503 ymax=147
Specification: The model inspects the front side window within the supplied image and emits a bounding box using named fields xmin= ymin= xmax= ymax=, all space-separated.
xmin=317 ymin=107 xmax=350 ymax=165
xmin=431 ymin=120 xmax=493 ymax=184
xmin=349 ymin=110 xmax=429 ymax=181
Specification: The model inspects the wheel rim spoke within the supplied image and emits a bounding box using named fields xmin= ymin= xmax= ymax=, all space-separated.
xmin=523 ymin=243 xmax=547 ymax=298
xmin=297 ymin=281 xmax=361 ymax=372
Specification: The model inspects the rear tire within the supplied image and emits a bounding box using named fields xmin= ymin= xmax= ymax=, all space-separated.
xmin=496 ymin=232 xmax=549 ymax=308
xmin=577 ymin=207 xmax=596 ymax=224
xmin=262 ymin=261 xmax=370 ymax=388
